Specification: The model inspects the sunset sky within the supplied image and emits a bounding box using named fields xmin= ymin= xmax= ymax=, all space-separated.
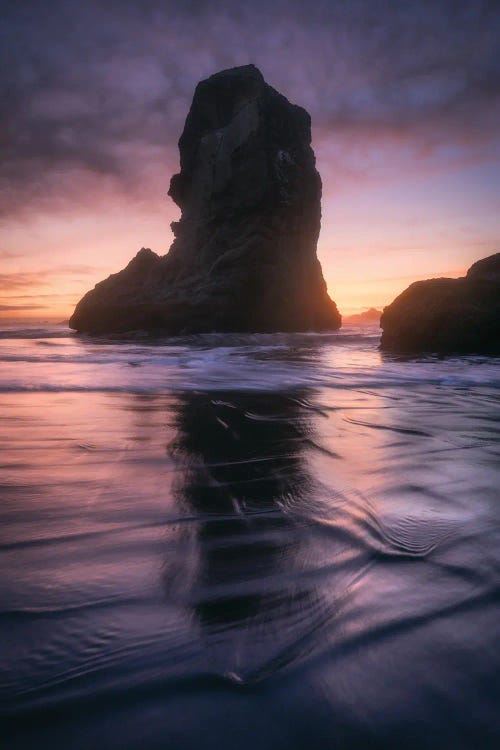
xmin=1 ymin=0 xmax=499 ymax=321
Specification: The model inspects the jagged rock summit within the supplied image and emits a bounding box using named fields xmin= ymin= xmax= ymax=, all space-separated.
xmin=380 ymin=252 xmax=500 ymax=354
xmin=70 ymin=64 xmax=340 ymax=334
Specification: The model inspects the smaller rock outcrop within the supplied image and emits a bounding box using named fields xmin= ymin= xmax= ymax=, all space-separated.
xmin=380 ymin=253 xmax=500 ymax=354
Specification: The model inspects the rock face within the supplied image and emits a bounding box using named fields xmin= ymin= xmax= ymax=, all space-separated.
xmin=70 ymin=65 xmax=340 ymax=334
xmin=380 ymin=253 xmax=500 ymax=354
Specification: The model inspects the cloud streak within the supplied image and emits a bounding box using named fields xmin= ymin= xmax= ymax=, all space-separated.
xmin=0 ymin=266 xmax=103 ymax=291
xmin=0 ymin=304 xmax=48 ymax=311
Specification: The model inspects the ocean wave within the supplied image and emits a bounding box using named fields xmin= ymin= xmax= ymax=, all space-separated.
xmin=1 ymin=373 xmax=499 ymax=394
xmin=0 ymin=330 xmax=499 ymax=393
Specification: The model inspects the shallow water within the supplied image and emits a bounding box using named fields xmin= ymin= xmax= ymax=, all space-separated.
xmin=1 ymin=325 xmax=499 ymax=749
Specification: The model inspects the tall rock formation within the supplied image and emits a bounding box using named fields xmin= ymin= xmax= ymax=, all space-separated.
xmin=70 ymin=65 xmax=340 ymax=334
xmin=380 ymin=252 xmax=500 ymax=354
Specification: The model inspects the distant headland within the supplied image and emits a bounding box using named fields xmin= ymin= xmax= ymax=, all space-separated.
xmin=343 ymin=308 xmax=381 ymax=326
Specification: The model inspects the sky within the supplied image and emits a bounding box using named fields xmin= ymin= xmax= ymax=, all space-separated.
xmin=1 ymin=0 xmax=499 ymax=320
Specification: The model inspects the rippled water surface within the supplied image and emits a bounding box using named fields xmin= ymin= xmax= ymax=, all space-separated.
xmin=1 ymin=325 xmax=499 ymax=749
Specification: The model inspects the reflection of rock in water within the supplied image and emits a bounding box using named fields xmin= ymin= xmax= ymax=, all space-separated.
xmin=167 ymin=391 xmax=320 ymax=678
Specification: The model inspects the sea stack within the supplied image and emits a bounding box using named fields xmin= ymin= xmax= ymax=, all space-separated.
xmin=380 ymin=252 xmax=500 ymax=354
xmin=70 ymin=65 xmax=340 ymax=334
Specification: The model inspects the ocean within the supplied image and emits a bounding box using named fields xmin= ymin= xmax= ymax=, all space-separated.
xmin=1 ymin=324 xmax=499 ymax=749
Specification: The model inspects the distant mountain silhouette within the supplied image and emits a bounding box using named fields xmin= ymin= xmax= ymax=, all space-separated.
xmin=343 ymin=308 xmax=381 ymax=325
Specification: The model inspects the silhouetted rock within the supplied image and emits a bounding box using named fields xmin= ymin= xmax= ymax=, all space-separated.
xmin=380 ymin=253 xmax=500 ymax=354
xmin=70 ymin=65 xmax=340 ymax=335
xmin=466 ymin=253 xmax=500 ymax=283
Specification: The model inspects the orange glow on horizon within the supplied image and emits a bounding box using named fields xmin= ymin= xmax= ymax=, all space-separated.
xmin=0 ymin=152 xmax=497 ymax=324
xmin=0 ymin=261 xmax=470 ymax=324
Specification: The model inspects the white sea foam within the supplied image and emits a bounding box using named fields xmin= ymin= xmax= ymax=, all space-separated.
xmin=0 ymin=327 xmax=498 ymax=394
